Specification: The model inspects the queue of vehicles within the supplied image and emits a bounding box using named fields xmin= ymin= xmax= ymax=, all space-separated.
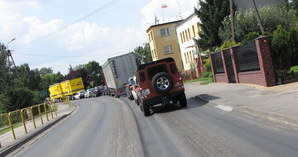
xmin=49 ymin=52 xmax=187 ymax=117
xmin=49 ymin=77 xmax=104 ymax=101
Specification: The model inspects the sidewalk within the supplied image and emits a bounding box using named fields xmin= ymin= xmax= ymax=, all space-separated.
xmin=185 ymin=81 xmax=298 ymax=128
xmin=0 ymin=103 xmax=76 ymax=154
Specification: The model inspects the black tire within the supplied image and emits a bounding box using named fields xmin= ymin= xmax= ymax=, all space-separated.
xmin=151 ymin=72 xmax=173 ymax=94
xmin=128 ymin=93 xmax=134 ymax=100
xmin=141 ymin=103 xmax=151 ymax=117
xmin=135 ymin=99 xmax=139 ymax=106
xmin=177 ymin=93 xmax=187 ymax=108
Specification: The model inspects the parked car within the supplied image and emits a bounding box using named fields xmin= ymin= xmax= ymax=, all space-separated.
xmin=74 ymin=91 xmax=85 ymax=100
xmin=85 ymin=88 xmax=96 ymax=98
xmin=94 ymin=86 xmax=103 ymax=96
xmin=135 ymin=57 xmax=187 ymax=117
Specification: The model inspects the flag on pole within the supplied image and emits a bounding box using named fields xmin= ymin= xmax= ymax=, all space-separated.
xmin=161 ymin=4 xmax=167 ymax=8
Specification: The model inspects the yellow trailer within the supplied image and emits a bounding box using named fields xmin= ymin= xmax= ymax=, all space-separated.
xmin=60 ymin=77 xmax=85 ymax=96
xmin=49 ymin=83 xmax=63 ymax=100
xmin=69 ymin=77 xmax=85 ymax=95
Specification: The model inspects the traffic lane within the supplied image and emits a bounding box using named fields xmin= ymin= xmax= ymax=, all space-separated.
xmin=14 ymin=96 xmax=143 ymax=157
xmin=124 ymin=97 xmax=298 ymax=157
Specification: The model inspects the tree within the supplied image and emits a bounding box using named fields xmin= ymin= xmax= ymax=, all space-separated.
xmin=64 ymin=69 xmax=88 ymax=89
xmin=39 ymin=67 xmax=53 ymax=77
xmin=219 ymin=5 xmax=297 ymax=42
xmin=195 ymin=0 xmax=230 ymax=51
xmin=85 ymin=61 xmax=104 ymax=87
xmin=11 ymin=64 xmax=42 ymax=91
xmin=40 ymin=73 xmax=64 ymax=90
xmin=132 ymin=43 xmax=152 ymax=65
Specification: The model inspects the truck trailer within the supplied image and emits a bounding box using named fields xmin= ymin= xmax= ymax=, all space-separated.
xmin=102 ymin=53 xmax=137 ymax=97
xmin=60 ymin=77 xmax=85 ymax=99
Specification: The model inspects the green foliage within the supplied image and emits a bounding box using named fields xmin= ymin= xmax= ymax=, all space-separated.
xmin=0 ymin=87 xmax=35 ymax=112
xmin=66 ymin=61 xmax=104 ymax=88
xmin=132 ymin=43 xmax=152 ymax=65
xmin=219 ymin=5 xmax=298 ymax=42
xmin=40 ymin=73 xmax=64 ymax=91
xmin=203 ymin=59 xmax=212 ymax=72
xmin=271 ymin=25 xmax=298 ymax=80
xmin=220 ymin=41 xmax=241 ymax=50
xmin=291 ymin=65 xmax=298 ymax=78
xmin=201 ymin=71 xmax=212 ymax=78
xmin=195 ymin=0 xmax=230 ymax=51
xmin=84 ymin=61 xmax=104 ymax=87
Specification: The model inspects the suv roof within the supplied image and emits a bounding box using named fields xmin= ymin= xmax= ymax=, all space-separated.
xmin=137 ymin=57 xmax=174 ymax=71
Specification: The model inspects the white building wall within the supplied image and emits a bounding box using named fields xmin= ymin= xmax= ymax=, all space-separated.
xmin=176 ymin=14 xmax=201 ymax=71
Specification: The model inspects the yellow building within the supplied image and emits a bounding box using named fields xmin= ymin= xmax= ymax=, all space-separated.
xmin=146 ymin=20 xmax=184 ymax=72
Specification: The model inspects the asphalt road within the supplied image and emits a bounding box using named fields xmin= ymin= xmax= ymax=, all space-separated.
xmin=13 ymin=95 xmax=298 ymax=157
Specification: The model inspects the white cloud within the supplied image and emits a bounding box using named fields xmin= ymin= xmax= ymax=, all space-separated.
xmin=59 ymin=21 xmax=110 ymax=50
xmin=141 ymin=0 xmax=198 ymax=25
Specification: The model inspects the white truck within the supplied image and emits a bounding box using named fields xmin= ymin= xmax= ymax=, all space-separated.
xmin=102 ymin=52 xmax=137 ymax=97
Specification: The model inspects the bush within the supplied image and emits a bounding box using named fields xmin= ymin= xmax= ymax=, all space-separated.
xmin=220 ymin=41 xmax=241 ymax=50
xmin=271 ymin=25 xmax=298 ymax=81
xmin=201 ymin=71 xmax=212 ymax=78
xmin=203 ymin=59 xmax=212 ymax=72
xmin=0 ymin=87 xmax=35 ymax=112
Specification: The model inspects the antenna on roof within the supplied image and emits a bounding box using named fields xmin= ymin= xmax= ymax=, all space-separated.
xmin=176 ymin=0 xmax=182 ymax=20
xmin=155 ymin=15 xmax=159 ymax=25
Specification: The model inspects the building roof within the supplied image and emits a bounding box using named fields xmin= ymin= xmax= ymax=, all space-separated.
xmin=146 ymin=20 xmax=183 ymax=33
xmin=175 ymin=12 xmax=197 ymax=28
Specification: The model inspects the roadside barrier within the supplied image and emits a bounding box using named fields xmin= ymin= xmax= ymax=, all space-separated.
xmin=0 ymin=102 xmax=59 ymax=148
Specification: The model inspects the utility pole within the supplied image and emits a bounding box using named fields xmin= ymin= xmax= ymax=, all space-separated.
xmin=229 ymin=0 xmax=235 ymax=42
xmin=252 ymin=0 xmax=265 ymax=34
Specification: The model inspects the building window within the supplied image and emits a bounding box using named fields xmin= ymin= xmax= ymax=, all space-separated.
xmin=180 ymin=33 xmax=183 ymax=43
xmin=160 ymin=28 xmax=170 ymax=36
xmin=188 ymin=28 xmax=191 ymax=39
xmin=192 ymin=25 xmax=195 ymax=37
xmin=164 ymin=45 xmax=173 ymax=54
xmin=184 ymin=53 xmax=188 ymax=63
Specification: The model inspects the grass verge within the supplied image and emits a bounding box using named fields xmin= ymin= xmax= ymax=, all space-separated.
xmin=0 ymin=123 xmax=22 ymax=135
xmin=184 ymin=77 xmax=213 ymax=85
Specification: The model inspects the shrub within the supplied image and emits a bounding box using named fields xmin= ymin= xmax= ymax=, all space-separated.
xmin=271 ymin=25 xmax=298 ymax=81
xmin=201 ymin=71 xmax=212 ymax=78
xmin=220 ymin=41 xmax=241 ymax=50
xmin=0 ymin=87 xmax=35 ymax=112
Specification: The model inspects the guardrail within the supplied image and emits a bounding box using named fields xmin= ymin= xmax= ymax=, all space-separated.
xmin=0 ymin=100 xmax=66 ymax=148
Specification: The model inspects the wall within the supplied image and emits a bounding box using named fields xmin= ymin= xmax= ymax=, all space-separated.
xmin=210 ymin=36 xmax=276 ymax=87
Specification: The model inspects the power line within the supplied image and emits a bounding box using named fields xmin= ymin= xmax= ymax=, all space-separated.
xmin=12 ymin=52 xmax=124 ymax=58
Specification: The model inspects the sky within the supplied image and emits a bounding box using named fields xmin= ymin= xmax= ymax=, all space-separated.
xmin=0 ymin=0 xmax=198 ymax=74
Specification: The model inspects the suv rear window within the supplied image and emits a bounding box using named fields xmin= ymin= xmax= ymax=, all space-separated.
xmin=147 ymin=64 xmax=168 ymax=80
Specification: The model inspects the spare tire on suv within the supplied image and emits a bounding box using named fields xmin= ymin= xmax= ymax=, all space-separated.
xmin=151 ymin=72 xmax=173 ymax=94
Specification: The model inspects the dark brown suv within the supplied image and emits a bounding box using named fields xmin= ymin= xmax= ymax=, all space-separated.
xmin=135 ymin=57 xmax=187 ymax=116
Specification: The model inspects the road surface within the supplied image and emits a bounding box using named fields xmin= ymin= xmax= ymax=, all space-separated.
xmin=13 ymin=96 xmax=298 ymax=157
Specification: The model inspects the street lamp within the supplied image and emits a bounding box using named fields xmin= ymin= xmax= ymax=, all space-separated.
xmin=6 ymin=38 xmax=16 ymax=48
xmin=6 ymin=38 xmax=16 ymax=67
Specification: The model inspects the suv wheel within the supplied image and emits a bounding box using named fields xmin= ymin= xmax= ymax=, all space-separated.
xmin=141 ymin=103 xmax=151 ymax=117
xmin=135 ymin=99 xmax=139 ymax=106
xmin=177 ymin=93 xmax=187 ymax=108
xmin=152 ymin=72 xmax=173 ymax=94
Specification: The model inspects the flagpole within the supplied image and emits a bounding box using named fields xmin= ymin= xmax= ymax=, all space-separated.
xmin=162 ymin=7 xmax=165 ymax=22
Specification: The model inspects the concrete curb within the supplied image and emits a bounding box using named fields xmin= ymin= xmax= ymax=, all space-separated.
xmin=0 ymin=105 xmax=77 ymax=156
xmin=195 ymin=96 xmax=298 ymax=129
